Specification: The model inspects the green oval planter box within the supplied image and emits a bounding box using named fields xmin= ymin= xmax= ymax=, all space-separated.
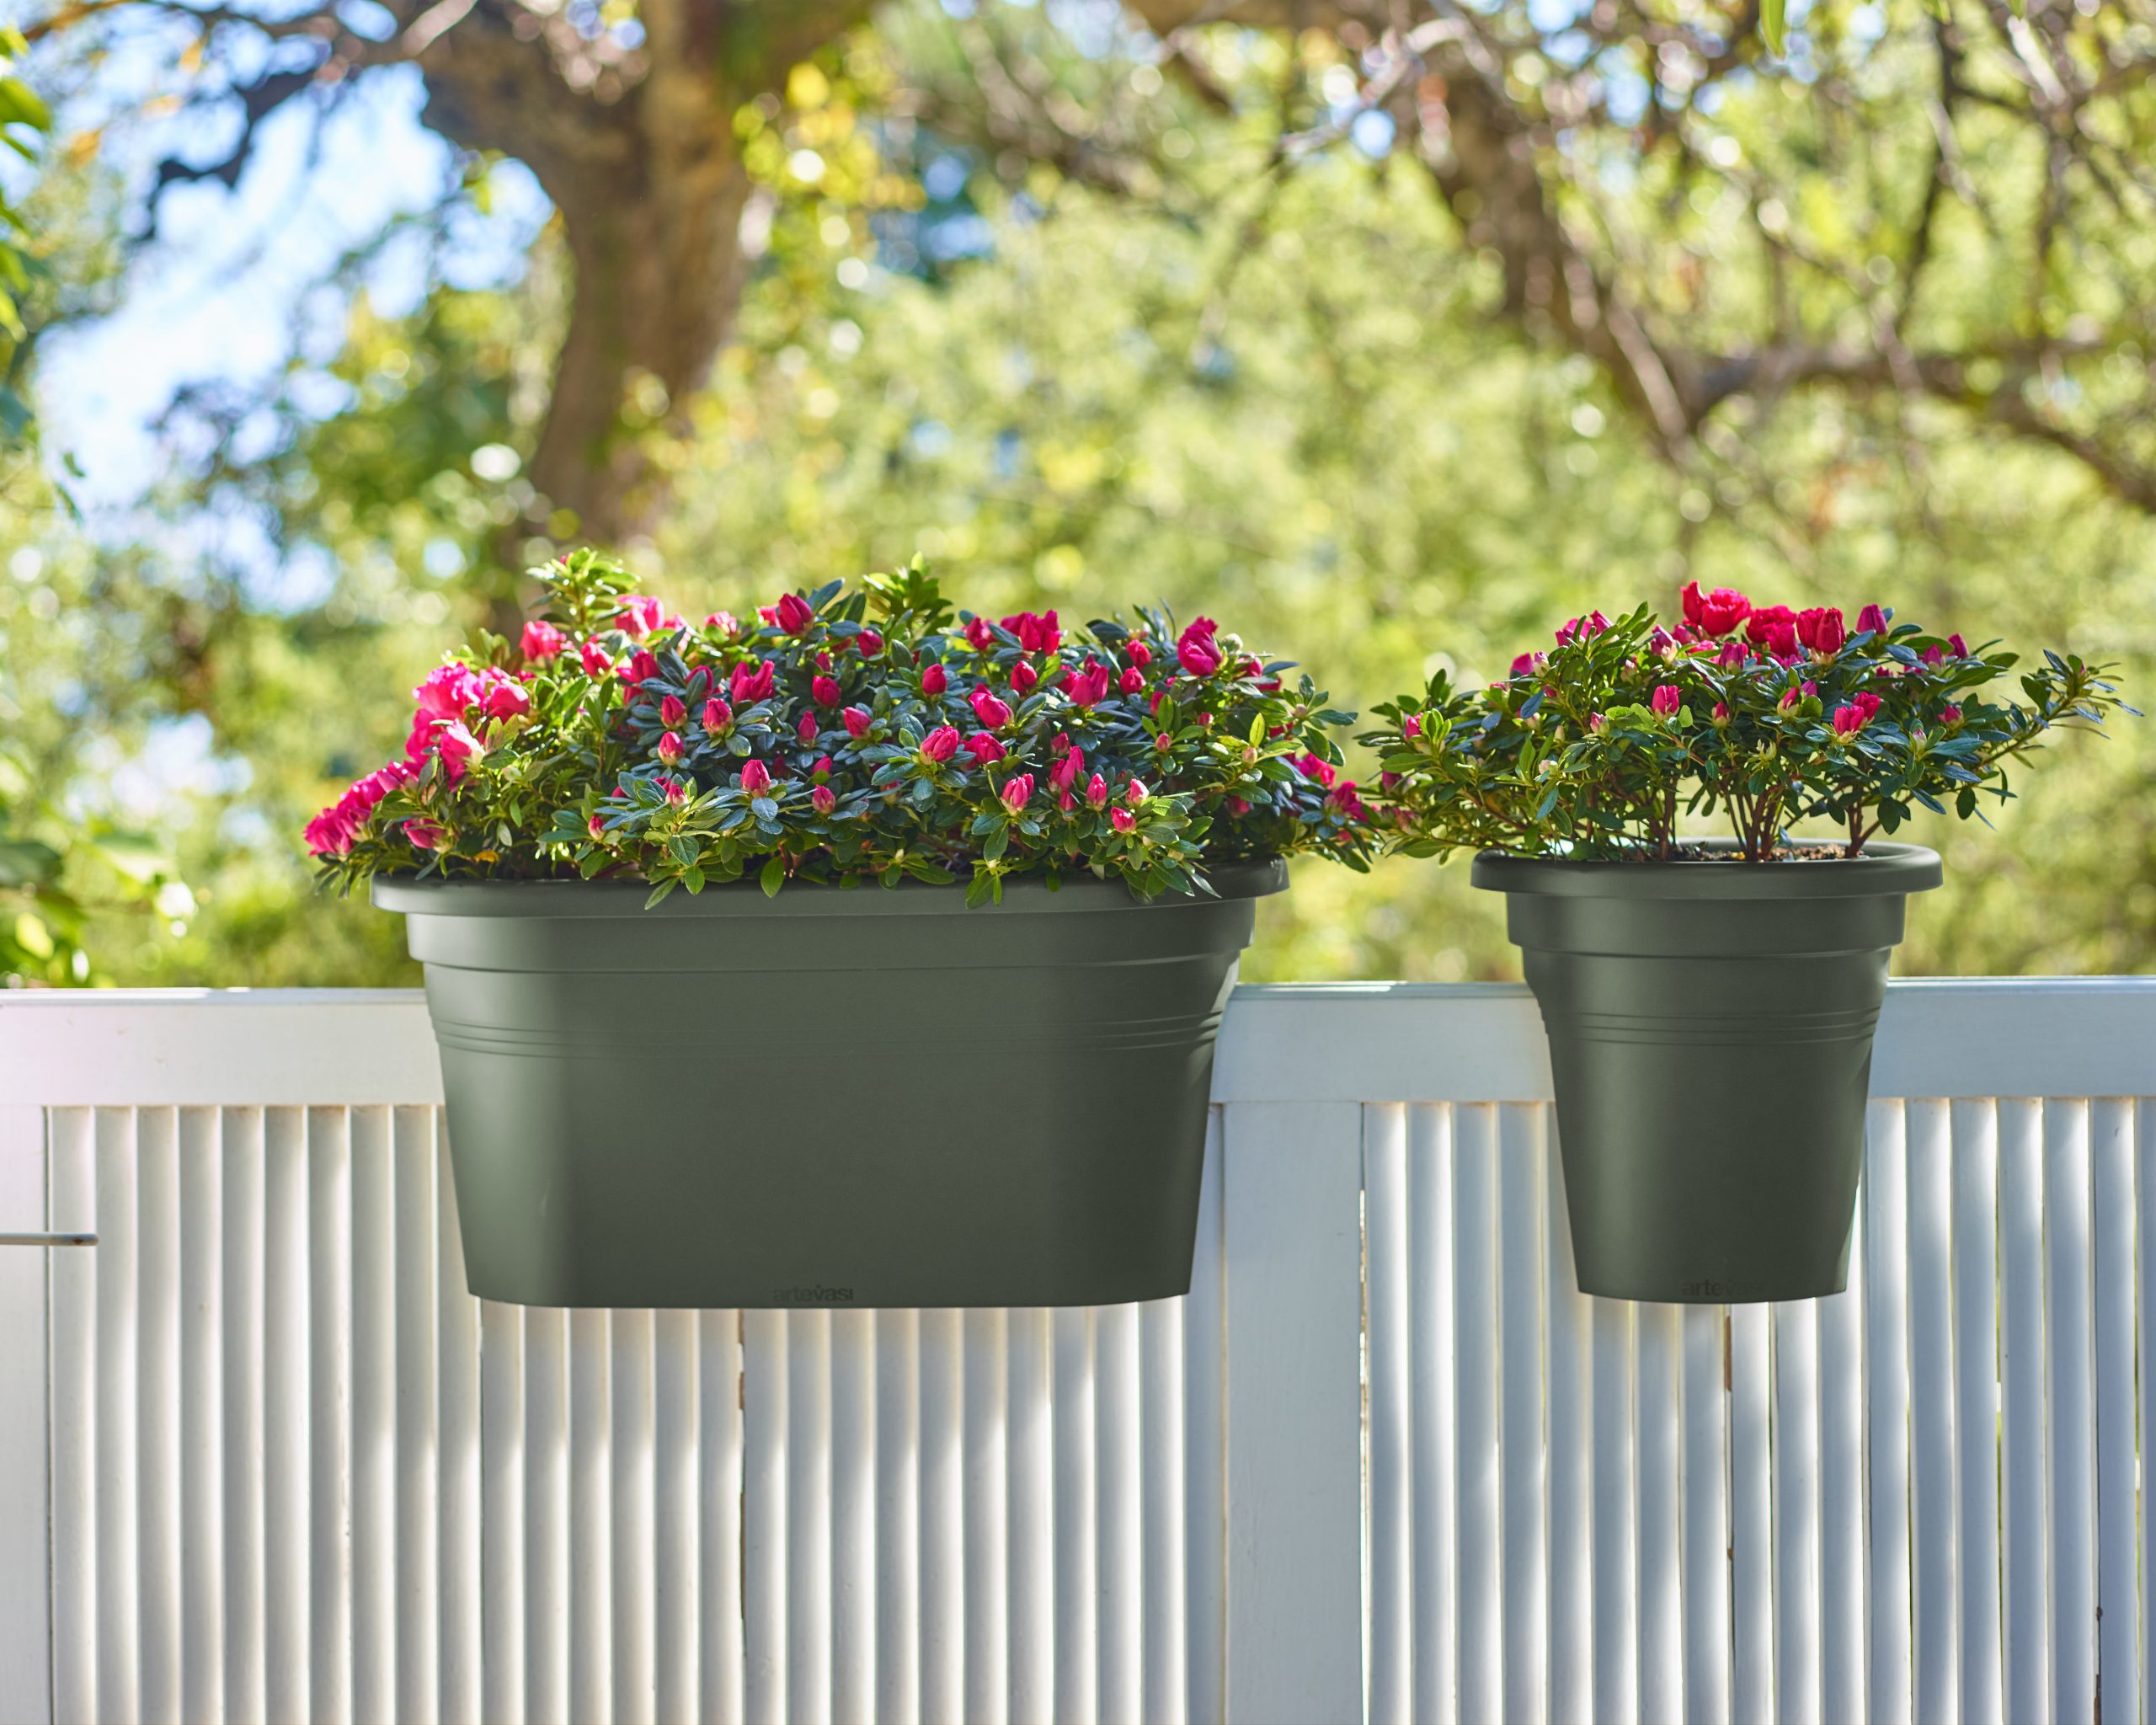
xmin=1472 ymin=841 xmax=1942 ymax=1304
xmin=375 ymin=861 xmax=1283 ymax=1309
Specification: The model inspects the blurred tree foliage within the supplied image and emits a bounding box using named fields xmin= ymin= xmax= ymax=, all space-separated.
xmin=6 ymin=0 xmax=2154 ymax=984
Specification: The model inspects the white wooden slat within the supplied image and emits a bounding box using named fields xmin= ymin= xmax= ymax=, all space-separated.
xmin=611 ymin=1308 xmax=656 ymax=1725
xmin=1545 ymin=1123 xmax=1592 ymax=1725
xmin=1409 ymin=1104 xmax=1458 ymax=1725
xmin=873 ymin=1306 xmax=919 ymax=1725
xmin=1594 ymin=1296 xmax=1639 ymax=1725
xmin=786 ymin=1308 xmax=832 ymax=1725
xmin=2044 ymin=1098 xmax=2098 ymax=1725
xmin=698 ymin=1309 xmax=745 ymax=1725
xmin=221 ymin=1107 xmax=267 ymax=1725
xmin=1949 ymin=1099 xmax=2002 ymax=1725
xmin=1051 ymin=1305 xmax=1097 ymax=1725
xmin=51 ymin=1107 xmax=95 ymax=1725
xmin=963 ymin=1305 xmax=1009 ymax=1725
xmin=350 ymin=1107 xmax=395 ymax=1725
xmin=178 ymin=1107 xmax=223 ymax=1725
xmin=1817 ymin=1191 xmax=1866 ymax=1725
xmin=569 ymin=1307 xmax=615 ymax=1725
xmin=307 ymin=1107 xmax=353 ymax=1725
xmin=1862 ymin=1100 xmax=1912 ymax=1725
xmin=525 ymin=1306 xmax=571 ymax=1725
xmin=919 ymin=1307 xmax=964 ymax=1725
xmin=1219 ymin=1100 xmax=1364 ymax=1725
xmin=1729 ymin=1300 xmax=1770 ymax=1725
xmin=137 ymin=1107 xmax=182 ymax=1725
xmin=1770 ymin=1301 xmax=1821 ymax=1725
xmin=1364 ymin=1103 xmax=1411 ymax=1725
xmin=1454 ymin=1103 xmax=1503 ymax=1725
xmin=2139 ymin=1097 xmax=2156 ymax=1725
xmin=1095 ymin=1300 xmax=1140 ymax=1725
xmin=480 ymin=1299 xmax=526 ymax=1725
xmin=1139 ymin=1293 xmax=1186 ymax=1725
xmin=742 ymin=1308 xmax=788 ymax=1725
xmin=1998 ymin=1096 xmax=2047 ymax=1725
xmin=0 ymin=1108 xmax=52 ymax=1725
xmin=1498 ymin=1104 xmax=1548 ymax=1725
xmin=1009 ymin=1306 xmax=1054 ymax=1725
xmin=1906 ymin=1097 xmax=1956 ymax=1725
xmin=1679 ymin=1305 xmax=1729 ymax=1725
xmin=830 ymin=1309 xmax=875 ymax=1725
xmin=1633 ymin=1303 xmax=1680 ymax=1725
xmin=434 ymin=1119 xmax=481 ymax=1725
xmin=264 ymin=1108 xmax=310 ymax=1725
xmin=93 ymin=1107 xmax=141 ymax=1725
xmin=392 ymin=1108 xmax=440 ymax=1725
xmin=2091 ymin=1097 xmax=2137 ymax=1725
xmin=653 ymin=1310 xmax=699 ymax=1725
xmin=1182 ymin=1110 xmax=1225 ymax=1725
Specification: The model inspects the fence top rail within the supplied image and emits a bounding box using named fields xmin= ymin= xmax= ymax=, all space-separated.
xmin=1 ymin=978 xmax=2151 ymax=1107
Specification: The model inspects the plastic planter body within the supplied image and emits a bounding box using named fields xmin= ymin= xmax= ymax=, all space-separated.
xmin=375 ymin=862 xmax=1283 ymax=1309
xmin=1472 ymin=842 xmax=1941 ymax=1303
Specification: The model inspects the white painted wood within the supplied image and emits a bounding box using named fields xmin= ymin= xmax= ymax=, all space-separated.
xmin=524 ymin=1305 xmax=571 ymax=1725
xmin=1005 ymin=1305 xmax=1051 ymax=1725
xmin=50 ymin=1107 xmax=95 ymax=1725
xmin=873 ymin=1306 xmax=919 ymax=1725
xmin=1771 ymin=1301 xmax=1821 ymax=1725
xmin=1906 ymin=1097 xmax=1956 ymax=1725
xmin=436 ymin=1121 xmax=482 ymax=1725
xmin=94 ymin=1108 xmax=142 ymax=1725
xmin=699 ymin=1309 xmax=746 ymax=1725
xmin=480 ymin=1298 xmax=526 ymax=1725
xmin=178 ymin=1107 xmax=223 ymax=1725
xmin=1408 ymin=1104 xmax=1457 ymax=1725
xmin=1498 ymin=1104 xmax=1548 ymax=1725
xmin=1949 ymin=1099 xmax=2002 ymax=1725
xmin=1218 ymin=1100 xmax=1363 ymax=1725
xmin=1364 ymin=1104 xmax=1411 ymax=1725
xmin=1543 ymin=1119 xmax=1593 ymax=1725
xmin=2044 ymin=1098 xmax=2098 ymax=1725
xmin=568 ymin=1306 xmax=614 ymax=1725
xmin=349 ymin=1107 xmax=395 ymax=1725
xmin=829 ymin=1309 xmax=875 ymax=1725
xmin=1138 ymin=1295 xmax=1187 ymax=1725
xmin=1182 ymin=1110 xmax=1225 ymax=1725
xmin=652 ymin=1309 xmax=700 ymax=1725
xmin=264 ymin=1108 xmax=311 ymax=1725
xmin=1633 ymin=1303 xmax=1680 ymax=1725
xmin=609 ymin=1308 xmax=655 ymax=1725
xmin=1862 ymin=1101 xmax=1912 ymax=1725
xmin=392 ymin=1108 xmax=440 ymax=1725
xmin=741 ymin=1307 xmax=787 ymax=1725
xmin=963 ymin=1305 xmax=1009 ymax=1725
xmin=1679 ymin=1305 xmax=1729 ymax=1725
xmin=1050 ymin=1304 xmax=1096 ymax=1725
xmin=2091 ymin=1097 xmax=2137 ymax=1725
xmin=140 ymin=1108 xmax=184 ymax=1725
xmin=0 ymin=1108 xmax=52 ymax=1725
xmin=1454 ymin=1103 xmax=1504 ymax=1725
xmin=1729 ymin=1301 xmax=1770 ymax=1725
xmin=1817 ymin=1194 xmax=1865 ymax=1725
xmin=784 ymin=1307 xmax=831 ymax=1725
xmin=1998 ymin=1097 xmax=2048 ymax=1725
xmin=2140 ymin=1097 xmax=2156 ymax=1725
xmin=1096 ymin=1300 xmax=1140 ymax=1725
xmin=221 ymin=1107 xmax=267 ymax=1725
xmin=918 ymin=1306 xmax=963 ymax=1725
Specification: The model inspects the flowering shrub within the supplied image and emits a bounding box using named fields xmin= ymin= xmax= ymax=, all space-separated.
xmin=1364 ymin=586 xmax=2130 ymax=862
xmin=308 ymin=551 xmax=1372 ymax=904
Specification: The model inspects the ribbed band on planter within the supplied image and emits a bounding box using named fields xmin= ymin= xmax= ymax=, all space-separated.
xmin=1472 ymin=841 xmax=1942 ymax=1304
xmin=374 ymin=861 xmax=1284 ymax=1309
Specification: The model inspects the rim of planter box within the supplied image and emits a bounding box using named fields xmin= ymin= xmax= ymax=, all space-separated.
xmin=1470 ymin=839 xmax=1942 ymax=900
xmin=373 ymin=855 xmax=1288 ymax=917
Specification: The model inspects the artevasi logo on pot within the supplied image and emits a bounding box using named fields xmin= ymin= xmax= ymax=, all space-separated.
xmin=773 ymin=1284 xmax=856 ymax=1305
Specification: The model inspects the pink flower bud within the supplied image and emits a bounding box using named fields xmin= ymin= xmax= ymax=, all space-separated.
xmin=843 ymin=706 xmax=871 ymax=738
xmin=1712 ymin=702 xmax=1730 ymax=722
xmin=969 ymin=686 xmax=1012 ymax=729
xmin=1681 ymin=582 xmax=1753 ymax=636
xmin=616 ymin=595 xmax=665 ymax=638
xmin=964 ymin=733 xmax=1006 ymax=766
xmin=1796 ymin=606 xmax=1845 ymax=655
xmin=1126 ymin=779 xmax=1149 ymax=807
xmin=521 ymin=620 xmax=567 ymax=661
xmin=921 ymin=663 xmax=948 ymax=696
xmin=702 ymin=697 xmax=734 ymax=730
xmin=1111 ymin=808 xmax=1136 ymax=833
xmin=857 ymin=629 xmax=883 ymax=656
xmin=657 ymin=730 xmax=685 ymax=765
xmin=1401 ymin=713 xmax=1422 ymax=740
xmin=1176 ymin=617 xmax=1224 ymax=677
xmin=663 ymin=777 xmax=688 ymax=807
xmin=964 ymin=616 xmax=995 ymax=652
xmin=1940 ymin=704 xmax=1962 ymax=724
xmin=406 ymin=818 xmax=447 ymax=851
xmin=740 ymin=759 xmax=772 ymax=794
xmin=1085 ymin=772 xmax=1108 ymax=809
xmin=587 ymin=814 xmax=606 ymax=839
xmin=659 ymin=694 xmax=686 ymax=727
xmin=776 ymin=593 xmax=815 ymax=634
xmin=1832 ymin=704 xmax=1867 ymax=736
xmin=1855 ymin=603 xmax=1889 ymax=636
xmin=730 ymin=660 xmax=776 ymax=704
xmin=1001 ymin=774 xmax=1035 ymax=814
xmin=1948 ymin=633 xmax=1967 ymax=658
xmin=1155 ymin=732 xmax=1171 ymax=752
xmin=483 ymin=678 xmax=532 ymax=721
xmin=1128 ymin=640 xmax=1154 ymax=668
xmin=812 ymin=675 xmax=842 ymax=707
xmin=1066 ymin=659 xmax=1111 ymax=708
xmin=921 ymin=724 xmax=960 ymax=763
xmin=579 ymin=640 xmax=614 ymax=678
xmin=1011 ymin=660 xmax=1038 ymax=695
xmin=704 ymin=610 xmax=739 ymax=638
xmin=811 ymin=784 xmax=837 ymax=814
xmin=1779 ymin=687 xmax=1801 ymax=712
xmin=1051 ymin=748 xmax=1084 ymax=792
xmin=1118 ymin=666 xmax=1145 ymax=694
xmin=1651 ymin=684 xmax=1682 ymax=717
xmin=1588 ymin=711 xmax=1607 ymax=732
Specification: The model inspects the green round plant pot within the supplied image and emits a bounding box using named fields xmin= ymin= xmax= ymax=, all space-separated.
xmin=1471 ymin=841 xmax=1942 ymax=1304
xmin=374 ymin=861 xmax=1283 ymax=1309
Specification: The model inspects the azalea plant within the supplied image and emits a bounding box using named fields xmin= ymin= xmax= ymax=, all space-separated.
xmin=307 ymin=551 xmax=1373 ymax=904
xmin=1364 ymin=585 xmax=2129 ymax=862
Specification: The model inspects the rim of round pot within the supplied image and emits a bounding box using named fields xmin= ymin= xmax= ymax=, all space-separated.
xmin=1470 ymin=839 xmax=1941 ymax=900
xmin=373 ymin=856 xmax=1288 ymax=919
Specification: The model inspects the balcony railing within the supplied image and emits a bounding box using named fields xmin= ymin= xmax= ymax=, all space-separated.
xmin=0 ymin=980 xmax=2151 ymax=1725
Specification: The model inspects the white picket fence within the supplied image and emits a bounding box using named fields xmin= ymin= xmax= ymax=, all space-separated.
xmin=0 ymin=980 xmax=2151 ymax=1725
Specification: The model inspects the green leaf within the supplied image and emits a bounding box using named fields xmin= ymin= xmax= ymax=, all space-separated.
xmin=759 ymin=857 xmax=785 ymax=896
xmin=1759 ymin=0 xmax=1785 ymax=53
